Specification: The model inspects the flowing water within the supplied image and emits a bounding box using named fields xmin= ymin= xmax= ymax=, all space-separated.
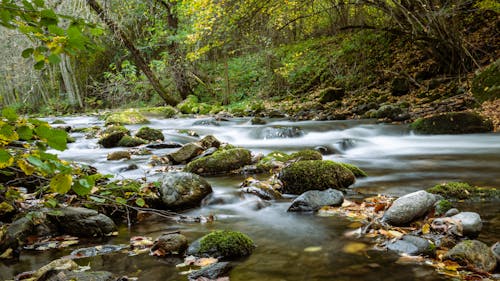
xmin=2 ymin=116 xmax=500 ymax=280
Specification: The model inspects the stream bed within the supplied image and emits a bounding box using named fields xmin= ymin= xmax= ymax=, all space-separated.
xmin=2 ymin=116 xmax=499 ymax=280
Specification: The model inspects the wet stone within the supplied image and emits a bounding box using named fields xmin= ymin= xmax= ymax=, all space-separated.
xmin=444 ymin=240 xmax=497 ymax=272
xmin=450 ymin=212 xmax=482 ymax=237
xmin=288 ymin=189 xmax=344 ymax=212
xmin=382 ymin=191 xmax=437 ymax=226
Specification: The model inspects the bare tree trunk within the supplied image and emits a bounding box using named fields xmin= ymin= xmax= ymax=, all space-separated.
xmin=60 ymin=54 xmax=83 ymax=108
xmin=86 ymin=0 xmax=180 ymax=106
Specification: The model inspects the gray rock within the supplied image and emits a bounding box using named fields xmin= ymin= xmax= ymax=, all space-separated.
xmin=382 ymin=191 xmax=437 ymax=226
xmin=444 ymin=208 xmax=460 ymax=217
xmin=146 ymin=142 xmax=182 ymax=149
xmin=492 ymin=242 xmax=500 ymax=264
xmin=47 ymin=207 xmax=116 ymax=237
xmin=288 ymin=189 xmax=344 ymax=212
xmin=0 ymin=216 xmax=34 ymax=257
xmin=158 ymin=172 xmax=212 ymax=210
xmin=188 ymin=262 xmax=232 ymax=280
xmin=387 ymin=240 xmax=419 ymax=255
xmin=191 ymin=147 xmax=218 ymax=161
xmin=193 ymin=118 xmax=220 ymax=126
xmin=168 ymin=142 xmax=204 ymax=164
xmin=43 ymin=270 xmax=115 ymax=281
xmin=387 ymin=235 xmax=434 ymax=256
xmin=198 ymin=135 xmax=221 ymax=149
xmin=151 ymin=233 xmax=188 ymax=255
xmin=261 ymin=126 xmax=304 ymax=139
xmin=451 ymin=212 xmax=482 ymax=237
xmin=444 ymin=240 xmax=497 ymax=272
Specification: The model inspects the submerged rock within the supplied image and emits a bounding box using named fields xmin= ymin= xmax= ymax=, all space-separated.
xmin=158 ymin=172 xmax=212 ymax=210
xmin=185 ymin=148 xmax=252 ymax=176
xmin=188 ymin=262 xmax=232 ymax=280
xmin=382 ymin=191 xmax=437 ymax=226
xmin=151 ymin=233 xmax=188 ymax=255
xmin=288 ymin=189 xmax=344 ymax=212
xmin=387 ymin=235 xmax=435 ymax=256
xmin=135 ymin=126 xmax=165 ymax=141
xmin=450 ymin=212 xmax=482 ymax=237
xmin=410 ymin=112 xmax=493 ymax=134
xmin=444 ymin=240 xmax=497 ymax=273
xmin=278 ymin=160 xmax=355 ymax=195
xmin=47 ymin=207 xmax=116 ymax=237
xmin=193 ymin=118 xmax=220 ymax=126
xmin=261 ymin=126 xmax=304 ymax=139
xmin=187 ymin=230 xmax=255 ymax=259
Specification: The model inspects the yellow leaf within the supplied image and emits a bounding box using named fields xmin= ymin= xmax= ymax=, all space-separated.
xmin=304 ymin=246 xmax=322 ymax=252
xmin=342 ymin=242 xmax=368 ymax=254
xmin=422 ymin=223 xmax=431 ymax=234
xmin=194 ymin=257 xmax=218 ymax=267
xmin=50 ymin=174 xmax=72 ymax=194
xmin=388 ymin=230 xmax=404 ymax=238
xmin=17 ymin=159 xmax=35 ymax=175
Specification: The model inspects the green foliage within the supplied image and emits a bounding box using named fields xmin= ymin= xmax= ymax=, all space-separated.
xmin=427 ymin=182 xmax=500 ymax=200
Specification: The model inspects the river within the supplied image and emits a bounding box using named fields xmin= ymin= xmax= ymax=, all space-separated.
xmin=2 ymin=116 xmax=499 ymax=280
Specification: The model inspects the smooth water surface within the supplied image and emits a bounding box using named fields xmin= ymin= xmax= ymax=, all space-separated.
xmin=2 ymin=116 xmax=499 ymax=280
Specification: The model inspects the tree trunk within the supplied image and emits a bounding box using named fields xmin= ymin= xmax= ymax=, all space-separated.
xmin=86 ymin=0 xmax=180 ymax=106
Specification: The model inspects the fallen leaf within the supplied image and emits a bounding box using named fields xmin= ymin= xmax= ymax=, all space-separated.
xmin=422 ymin=223 xmax=431 ymax=235
xmin=342 ymin=242 xmax=368 ymax=254
xmin=194 ymin=257 xmax=218 ymax=267
xmin=304 ymin=246 xmax=322 ymax=252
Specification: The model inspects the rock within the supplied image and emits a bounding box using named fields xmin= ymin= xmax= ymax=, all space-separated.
xmin=278 ymin=160 xmax=355 ymax=195
xmin=444 ymin=240 xmax=497 ymax=272
xmin=135 ymin=127 xmax=164 ymax=141
xmin=314 ymin=145 xmax=337 ymax=155
xmin=146 ymin=142 xmax=182 ymax=149
xmin=492 ymin=242 xmax=500 ymax=264
xmin=267 ymin=109 xmax=286 ymax=118
xmin=104 ymin=110 xmax=149 ymax=126
xmin=289 ymin=149 xmax=323 ymax=161
xmin=319 ymin=87 xmax=345 ymax=103
xmin=471 ymin=59 xmax=500 ymax=103
xmin=261 ymin=126 xmax=304 ymax=139
xmin=137 ymin=106 xmax=177 ymax=118
xmin=444 ymin=208 xmax=460 ymax=217
xmin=387 ymin=235 xmax=435 ymax=256
xmin=451 ymin=212 xmax=482 ymax=237
xmin=199 ymin=135 xmax=221 ymax=149
xmin=188 ymin=262 xmax=232 ymax=281
xmin=107 ymin=151 xmax=131 ymax=161
xmin=193 ymin=118 xmax=220 ymax=126
xmin=55 ymin=270 xmax=115 ymax=281
xmin=192 ymin=147 xmax=218 ymax=161
xmin=185 ymin=148 xmax=252 ymax=176
xmin=168 ymin=142 xmax=204 ymax=164
xmin=0 ymin=216 xmax=34 ymax=257
xmin=187 ymin=230 xmax=255 ymax=259
xmin=117 ymin=136 xmax=147 ymax=147
xmin=151 ymin=233 xmax=188 ymax=255
xmin=251 ymin=117 xmax=267 ymax=125
xmin=240 ymin=180 xmax=282 ymax=200
xmin=369 ymin=104 xmax=405 ymax=120
xmin=158 ymin=172 xmax=212 ymax=210
xmin=46 ymin=207 xmax=116 ymax=237
xmin=339 ymin=163 xmax=367 ymax=178
xmin=427 ymin=181 xmax=500 ymax=200
xmin=434 ymin=199 xmax=452 ymax=216
xmin=382 ymin=191 xmax=437 ymax=226
xmin=410 ymin=112 xmax=493 ymax=134
xmin=391 ymin=77 xmax=410 ymax=96
xmin=98 ymin=132 xmax=126 ymax=148
xmin=287 ymin=189 xmax=344 ymax=212
xmin=118 ymin=163 xmax=138 ymax=172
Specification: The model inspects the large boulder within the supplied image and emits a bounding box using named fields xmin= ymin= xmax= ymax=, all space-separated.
xmin=185 ymin=148 xmax=252 ymax=176
xmin=288 ymin=189 xmax=344 ymax=212
xmin=444 ymin=240 xmax=497 ymax=273
xmin=135 ymin=127 xmax=164 ymax=141
xmin=158 ymin=172 xmax=212 ymax=210
xmin=97 ymin=126 xmax=130 ymax=148
xmin=410 ymin=112 xmax=493 ymax=134
xmin=104 ymin=110 xmax=149 ymax=126
xmin=278 ymin=160 xmax=355 ymax=195
xmin=450 ymin=212 xmax=482 ymax=237
xmin=187 ymin=230 xmax=255 ymax=259
xmin=382 ymin=190 xmax=437 ymax=226
xmin=46 ymin=207 xmax=116 ymax=237
xmin=471 ymin=59 xmax=500 ymax=103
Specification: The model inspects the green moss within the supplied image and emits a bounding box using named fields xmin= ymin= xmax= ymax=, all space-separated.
xmin=471 ymin=59 xmax=500 ymax=103
xmin=98 ymin=132 xmax=126 ymax=148
xmin=427 ymin=182 xmax=500 ymax=200
xmin=135 ymin=127 xmax=164 ymax=141
xmin=319 ymin=87 xmax=345 ymax=103
xmin=278 ymin=160 xmax=355 ymax=194
xmin=117 ymin=136 xmax=147 ymax=147
xmin=138 ymin=106 xmax=178 ymax=118
xmin=339 ymin=163 xmax=367 ymax=177
xmin=104 ymin=110 xmax=149 ymax=126
xmin=51 ymin=119 xmax=66 ymax=124
xmin=434 ymin=199 xmax=452 ymax=216
xmin=185 ymin=148 xmax=252 ymax=175
xmin=410 ymin=112 xmax=493 ymax=134
xmin=177 ymin=95 xmax=201 ymax=114
xmin=290 ymin=149 xmax=323 ymax=161
xmin=103 ymin=125 xmax=130 ymax=136
xmin=198 ymin=230 xmax=255 ymax=258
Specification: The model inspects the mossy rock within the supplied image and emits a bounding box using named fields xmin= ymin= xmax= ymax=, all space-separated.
xmin=339 ymin=163 xmax=367 ymax=178
xmin=104 ymin=110 xmax=149 ymax=126
xmin=189 ymin=230 xmax=255 ymax=259
xmin=135 ymin=127 xmax=164 ymax=142
xmin=256 ymin=150 xmax=322 ymax=172
xmin=278 ymin=160 xmax=355 ymax=195
xmin=117 ymin=136 xmax=148 ymax=147
xmin=290 ymin=150 xmax=323 ymax=161
xmin=177 ymin=95 xmax=201 ymax=114
xmin=427 ymin=182 xmax=500 ymax=200
xmin=98 ymin=132 xmax=126 ymax=148
xmin=319 ymin=87 xmax=345 ymax=103
xmin=103 ymin=125 xmax=130 ymax=136
xmin=410 ymin=112 xmax=493 ymax=134
xmin=185 ymin=148 xmax=252 ymax=176
xmin=434 ymin=199 xmax=452 ymax=216
xmin=138 ymin=106 xmax=178 ymax=118
xmin=444 ymin=240 xmax=497 ymax=272
xmin=472 ymin=59 xmax=500 ymax=103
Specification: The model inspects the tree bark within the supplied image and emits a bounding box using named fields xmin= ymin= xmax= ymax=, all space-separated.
xmin=86 ymin=0 xmax=180 ymax=106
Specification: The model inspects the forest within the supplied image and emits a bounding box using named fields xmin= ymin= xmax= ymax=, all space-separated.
xmin=0 ymin=1 xmax=499 ymax=280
